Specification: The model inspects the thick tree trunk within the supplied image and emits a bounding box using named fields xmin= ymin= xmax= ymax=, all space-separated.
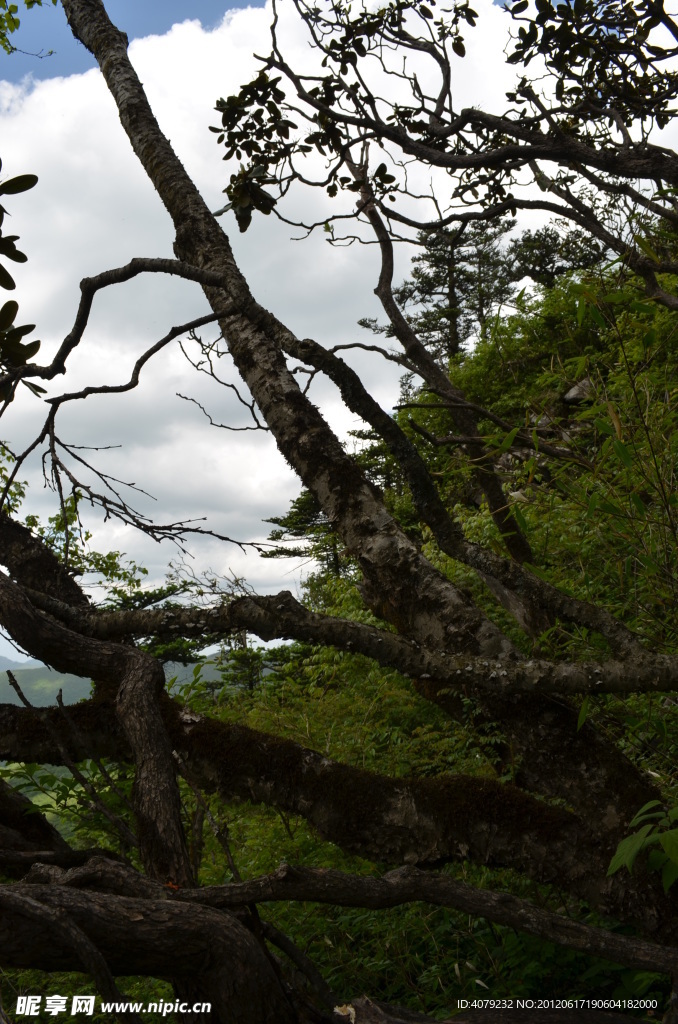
xmin=2 ymin=696 xmax=675 ymax=939
xmin=0 ymin=883 xmax=295 ymax=1024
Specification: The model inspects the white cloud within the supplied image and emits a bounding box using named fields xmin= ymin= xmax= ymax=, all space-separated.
xmin=0 ymin=0 xmax=522 ymax=659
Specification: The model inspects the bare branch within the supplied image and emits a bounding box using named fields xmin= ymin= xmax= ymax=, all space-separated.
xmin=45 ymin=311 xmax=227 ymax=407
xmin=184 ymin=862 xmax=678 ymax=977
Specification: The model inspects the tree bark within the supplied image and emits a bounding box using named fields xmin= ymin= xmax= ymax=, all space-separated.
xmin=2 ymin=696 xmax=674 ymax=938
xmin=0 ymin=883 xmax=295 ymax=1024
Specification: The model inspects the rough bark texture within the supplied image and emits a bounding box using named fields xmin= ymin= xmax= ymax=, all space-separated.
xmin=1 ymin=696 xmax=674 ymax=938
xmin=414 ymin=680 xmax=664 ymax=835
xmin=0 ymin=777 xmax=75 ymax=872
xmin=0 ymin=883 xmax=295 ymax=1024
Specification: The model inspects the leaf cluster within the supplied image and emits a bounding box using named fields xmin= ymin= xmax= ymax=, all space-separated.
xmin=507 ymin=0 xmax=678 ymax=127
xmin=214 ymin=163 xmax=278 ymax=233
xmin=608 ymin=800 xmax=678 ymax=893
xmin=0 ymin=0 xmax=56 ymax=55
xmin=0 ymin=157 xmax=45 ymax=402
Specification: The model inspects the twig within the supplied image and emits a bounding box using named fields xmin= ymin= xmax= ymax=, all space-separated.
xmin=56 ymin=691 xmax=135 ymax=816
xmin=260 ymin=919 xmax=337 ymax=1011
xmin=6 ymin=673 xmax=138 ymax=851
xmin=172 ymin=750 xmax=241 ymax=881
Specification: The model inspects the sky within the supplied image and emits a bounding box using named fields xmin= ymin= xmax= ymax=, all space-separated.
xmin=3 ymin=0 xmax=244 ymax=79
xmin=0 ymin=0 xmax=523 ymax=663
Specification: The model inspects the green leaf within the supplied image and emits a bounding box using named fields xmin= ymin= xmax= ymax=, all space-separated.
xmin=647 ymin=848 xmax=667 ymax=871
xmin=594 ymin=417 xmax=614 ymax=435
xmin=598 ymin=499 xmax=623 ymax=518
xmin=607 ymin=823 xmax=656 ymax=876
xmin=524 ymin=562 xmax=551 ymax=581
xmin=512 ymin=505 xmax=528 ymax=534
xmin=20 ymin=338 xmax=40 ymax=361
xmin=576 ymin=696 xmax=589 ymax=731
xmin=612 ymin=439 xmax=633 ymax=468
xmin=22 ymin=380 xmax=46 ymax=396
xmin=497 ymin=425 xmax=520 ymax=453
xmin=629 ymin=300 xmax=656 ymax=314
xmin=629 ymin=800 xmax=664 ymax=827
xmin=662 ymin=860 xmax=678 ymax=892
xmin=659 ymin=829 xmax=678 ymax=865
xmin=3 ymin=324 xmax=34 ymax=345
xmin=0 ymin=263 xmax=15 ymax=289
xmin=0 ymin=299 xmax=17 ymax=330
xmin=637 ymin=553 xmax=659 ymax=574
xmin=0 ymin=172 xmax=38 ymax=195
xmin=630 ymin=492 xmax=646 ymax=517
xmin=635 ymin=236 xmax=660 ymax=263
xmin=588 ymin=305 xmax=605 ymax=328
xmin=0 ymin=245 xmax=27 ymax=264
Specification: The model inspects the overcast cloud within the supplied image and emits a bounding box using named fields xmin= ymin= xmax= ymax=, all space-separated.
xmin=0 ymin=0 xmax=526 ymax=660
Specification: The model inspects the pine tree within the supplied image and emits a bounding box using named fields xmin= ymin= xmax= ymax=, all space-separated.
xmin=507 ymin=225 xmax=607 ymax=290
xmin=264 ymin=489 xmax=343 ymax=577
xmin=394 ymin=218 xmax=515 ymax=360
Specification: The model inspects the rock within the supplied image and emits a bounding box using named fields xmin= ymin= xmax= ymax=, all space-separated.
xmin=563 ymin=378 xmax=593 ymax=403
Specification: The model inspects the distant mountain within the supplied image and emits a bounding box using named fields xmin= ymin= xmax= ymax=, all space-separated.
xmin=0 ymin=665 xmax=92 ymax=707
xmin=0 ymin=655 xmax=42 ymax=673
xmin=0 ymin=659 xmax=228 ymax=707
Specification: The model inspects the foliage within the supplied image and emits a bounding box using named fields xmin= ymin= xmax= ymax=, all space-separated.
xmin=264 ymin=488 xmax=345 ymax=577
xmin=507 ymin=225 xmax=607 ymax=291
xmin=0 ymin=969 xmax=174 ymax=1024
xmin=0 ymin=758 xmax=135 ymax=855
xmin=505 ymin=0 xmax=678 ymax=126
xmin=24 ymin=493 xmax=148 ymax=594
xmin=608 ymin=800 xmax=678 ymax=894
xmin=0 ymin=0 xmax=56 ymax=56
xmin=137 ymin=191 xmax=678 ymax=1011
xmin=32 ymin=608 xmax=672 ymax=1012
xmin=392 ymin=219 xmax=516 ymax=358
xmin=266 ymin=226 xmax=678 ymax=1001
xmin=207 ymin=0 xmax=678 ymax=323
xmin=0 ymin=156 xmax=47 ymax=404
xmin=458 ymin=273 xmax=678 ymax=649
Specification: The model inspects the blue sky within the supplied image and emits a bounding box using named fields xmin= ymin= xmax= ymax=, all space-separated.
xmin=2 ymin=0 xmax=256 ymax=81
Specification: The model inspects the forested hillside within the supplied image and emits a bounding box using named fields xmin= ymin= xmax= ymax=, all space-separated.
xmin=241 ymin=216 xmax=678 ymax=1012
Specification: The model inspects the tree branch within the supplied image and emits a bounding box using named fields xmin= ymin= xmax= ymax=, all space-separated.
xmin=182 ymin=862 xmax=678 ymax=977
xmin=0 ymin=881 xmax=295 ymax=1024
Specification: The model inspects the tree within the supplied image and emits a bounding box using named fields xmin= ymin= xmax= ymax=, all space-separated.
xmin=362 ymin=218 xmax=607 ymax=364
xmin=216 ymin=0 xmax=678 ymax=305
xmin=264 ymin=488 xmax=344 ymax=577
xmin=4 ymin=1 xmax=678 ymax=1022
xmin=507 ymin=224 xmax=608 ymax=291
xmin=392 ymin=218 xmax=515 ymax=359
